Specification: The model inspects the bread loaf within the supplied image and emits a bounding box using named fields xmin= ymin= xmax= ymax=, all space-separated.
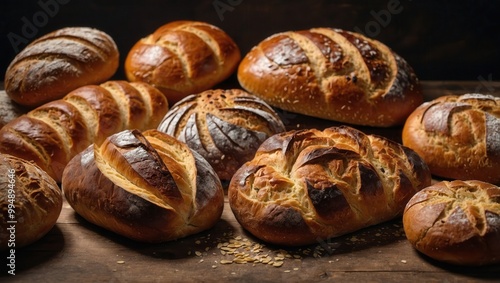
xmin=402 ymin=93 xmax=500 ymax=184
xmin=1 ymin=153 xmax=62 ymax=250
xmin=237 ymin=28 xmax=422 ymax=127
xmin=1 ymin=90 xmax=27 ymax=129
xmin=62 ymin=129 xmax=224 ymax=243
xmin=0 ymin=81 xmax=169 ymax=182
xmin=157 ymin=89 xmax=286 ymax=180
xmin=4 ymin=27 xmax=119 ymax=108
xmin=125 ymin=21 xmax=241 ymax=104
xmin=228 ymin=126 xmax=431 ymax=246
xmin=403 ymin=180 xmax=500 ymax=266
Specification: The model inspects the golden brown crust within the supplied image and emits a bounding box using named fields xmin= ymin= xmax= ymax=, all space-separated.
xmin=125 ymin=21 xmax=241 ymax=104
xmin=157 ymin=89 xmax=286 ymax=180
xmin=61 ymin=129 xmax=224 ymax=243
xmin=237 ymin=28 xmax=422 ymax=127
xmin=0 ymin=153 xmax=62 ymax=250
xmin=228 ymin=126 xmax=431 ymax=246
xmin=4 ymin=27 xmax=119 ymax=108
xmin=403 ymin=180 xmax=500 ymax=266
xmin=0 ymin=81 xmax=169 ymax=182
xmin=402 ymin=93 xmax=500 ymax=184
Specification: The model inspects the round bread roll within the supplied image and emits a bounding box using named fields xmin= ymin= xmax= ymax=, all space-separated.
xmin=237 ymin=28 xmax=422 ymax=127
xmin=228 ymin=126 xmax=431 ymax=246
xmin=4 ymin=27 xmax=119 ymax=108
xmin=62 ymin=129 xmax=224 ymax=243
xmin=402 ymin=93 xmax=500 ymax=184
xmin=403 ymin=180 xmax=500 ymax=266
xmin=0 ymin=153 xmax=62 ymax=250
xmin=125 ymin=21 xmax=241 ymax=104
xmin=157 ymin=89 xmax=286 ymax=180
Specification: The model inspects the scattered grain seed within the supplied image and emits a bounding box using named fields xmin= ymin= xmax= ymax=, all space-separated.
xmin=116 ymin=261 xmax=125 ymax=264
xmin=220 ymin=260 xmax=233 ymax=264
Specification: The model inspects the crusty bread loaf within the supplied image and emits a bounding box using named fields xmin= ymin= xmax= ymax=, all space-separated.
xmin=403 ymin=180 xmax=500 ymax=266
xmin=0 ymin=81 xmax=169 ymax=182
xmin=62 ymin=129 xmax=224 ymax=243
xmin=237 ymin=28 xmax=422 ymax=127
xmin=1 ymin=90 xmax=27 ymax=129
xmin=228 ymin=126 xmax=431 ymax=246
xmin=4 ymin=27 xmax=119 ymax=108
xmin=402 ymin=93 xmax=500 ymax=184
xmin=125 ymin=21 xmax=241 ymax=104
xmin=0 ymin=153 xmax=62 ymax=250
xmin=157 ymin=89 xmax=286 ymax=180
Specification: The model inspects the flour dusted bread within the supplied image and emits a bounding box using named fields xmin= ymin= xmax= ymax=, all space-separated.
xmin=0 ymin=81 xmax=169 ymax=182
xmin=402 ymin=93 xmax=500 ymax=184
xmin=0 ymin=153 xmax=62 ymax=250
xmin=4 ymin=27 xmax=119 ymax=108
xmin=403 ymin=180 xmax=500 ymax=266
xmin=125 ymin=21 xmax=241 ymax=103
xmin=62 ymin=129 xmax=224 ymax=243
xmin=157 ymin=89 xmax=286 ymax=180
xmin=228 ymin=126 xmax=431 ymax=246
xmin=238 ymin=28 xmax=422 ymax=127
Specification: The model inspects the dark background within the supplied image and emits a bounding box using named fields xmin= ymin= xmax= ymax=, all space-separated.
xmin=0 ymin=0 xmax=499 ymax=83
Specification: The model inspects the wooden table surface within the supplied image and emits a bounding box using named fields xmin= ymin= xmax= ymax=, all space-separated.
xmin=1 ymin=81 xmax=500 ymax=282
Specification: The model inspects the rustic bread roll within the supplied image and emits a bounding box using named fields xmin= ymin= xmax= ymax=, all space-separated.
xmin=62 ymin=129 xmax=224 ymax=243
xmin=228 ymin=126 xmax=431 ymax=246
xmin=4 ymin=27 xmax=119 ymax=108
xmin=0 ymin=153 xmax=62 ymax=250
xmin=402 ymin=93 xmax=500 ymax=184
xmin=157 ymin=89 xmax=286 ymax=180
xmin=125 ymin=20 xmax=241 ymax=104
xmin=237 ymin=28 xmax=422 ymax=127
xmin=403 ymin=180 xmax=500 ymax=266
xmin=0 ymin=81 xmax=169 ymax=182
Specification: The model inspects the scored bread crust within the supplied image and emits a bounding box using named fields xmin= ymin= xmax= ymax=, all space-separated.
xmin=0 ymin=81 xmax=169 ymax=182
xmin=228 ymin=126 xmax=431 ymax=246
xmin=62 ymin=129 xmax=224 ymax=243
xmin=402 ymin=93 xmax=500 ymax=184
xmin=125 ymin=21 xmax=241 ymax=104
xmin=5 ymin=27 xmax=119 ymax=108
xmin=403 ymin=180 xmax=500 ymax=266
xmin=237 ymin=28 xmax=422 ymax=127
xmin=157 ymin=89 xmax=286 ymax=180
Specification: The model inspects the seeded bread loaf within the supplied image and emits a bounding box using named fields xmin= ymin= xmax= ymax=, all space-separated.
xmin=237 ymin=28 xmax=422 ymax=127
xmin=228 ymin=126 xmax=431 ymax=246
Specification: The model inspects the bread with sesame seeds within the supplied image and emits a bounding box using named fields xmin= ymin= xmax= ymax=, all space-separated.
xmin=403 ymin=180 xmax=500 ymax=266
xmin=402 ymin=93 xmax=500 ymax=184
xmin=157 ymin=88 xmax=286 ymax=180
xmin=125 ymin=21 xmax=241 ymax=104
xmin=237 ymin=28 xmax=422 ymax=127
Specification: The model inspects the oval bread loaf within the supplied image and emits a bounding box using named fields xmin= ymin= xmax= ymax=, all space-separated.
xmin=62 ymin=129 xmax=225 ymax=243
xmin=238 ymin=28 xmax=422 ymax=127
xmin=4 ymin=27 xmax=119 ymax=108
xmin=0 ymin=81 xmax=169 ymax=182
xmin=125 ymin=21 xmax=241 ymax=104
xmin=403 ymin=180 xmax=500 ymax=266
xmin=228 ymin=126 xmax=431 ymax=246
xmin=402 ymin=93 xmax=500 ymax=184
xmin=157 ymin=89 xmax=286 ymax=180
xmin=1 ymin=153 xmax=62 ymax=250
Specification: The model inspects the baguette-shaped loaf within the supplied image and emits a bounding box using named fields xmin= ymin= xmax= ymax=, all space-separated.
xmin=229 ymin=126 xmax=431 ymax=246
xmin=0 ymin=81 xmax=169 ymax=182
xmin=4 ymin=27 xmax=119 ymax=107
xmin=157 ymin=89 xmax=286 ymax=180
xmin=125 ymin=21 xmax=241 ymax=103
xmin=1 ymin=153 xmax=62 ymax=250
xmin=402 ymin=93 xmax=500 ymax=184
xmin=62 ymin=129 xmax=224 ymax=243
xmin=238 ymin=28 xmax=422 ymax=127
xmin=403 ymin=180 xmax=500 ymax=266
